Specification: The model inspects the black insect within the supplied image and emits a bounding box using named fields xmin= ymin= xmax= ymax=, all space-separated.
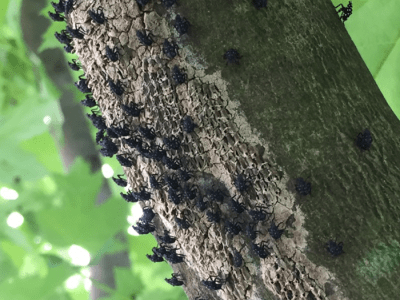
xmin=132 ymin=221 xmax=155 ymax=235
xmin=132 ymin=187 xmax=152 ymax=202
xmin=225 ymin=220 xmax=242 ymax=236
xmin=164 ymin=174 xmax=180 ymax=190
xmin=177 ymin=168 xmax=191 ymax=182
xmin=157 ymin=230 xmax=176 ymax=244
xmin=88 ymin=7 xmax=106 ymax=24
xmin=106 ymin=45 xmax=119 ymax=62
xmin=109 ymin=124 xmax=130 ymax=137
xmin=201 ymin=276 xmax=224 ymax=291
xmin=136 ymin=29 xmax=154 ymax=46
xmin=116 ymin=154 xmax=133 ymax=167
xmin=229 ymin=196 xmax=246 ymax=214
xmin=149 ymin=174 xmax=163 ymax=190
xmin=146 ymin=252 xmax=164 ymax=263
xmin=48 ymin=11 xmax=65 ymax=22
xmin=295 ymin=177 xmax=311 ymax=196
xmin=223 ymin=48 xmax=242 ymax=66
xmin=123 ymin=136 xmax=141 ymax=149
xmin=98 ymin=137 xmax=119 ymax=157
xmin=80 ymin=95 xmax=97 ymax=107
xmin=161 ymin=156 xmax=181 ymax=170
xmin=161 ymin=0 xmax=178 ymax=9
xmin=163 ymin=249 xmax=185 ymax=264
xmin=55 ymin=30 xmax=72 ymax=45
xmin=107 ymin=78 xmax=125 ymax=96
xmin=66 ymin=25 xmax=85 ymax=39
xmin=253 ymin=0 xmax=268 ymax=10
xmin=183 ymin=184 xmax=197 ymax=200
xmin=106 ymin=127 xmax=119 ymax=139
xmin=326 ymin=240 xmax=344 ymax=257
xmin=86 ymin=109 xmax=107 ymax=130
xmin=112 ymin=174 xmax=127 ymax=187
xmin=195 ymin=196 xmax=208 ymax=212
xmin=151 ymin=145 xmax=167 ymax=162
xmin=168 ymin=188 xmax=182 ymax=205
xmin=75 ymin=75 xmax=91 ymax=93
xmin=136 ymin=142 xmax=153 ymax=159
xmin=120 ymin=190 xmax=138 ymax=202
xmin=233 ymin=172 xmax=252 ymax=193
xmin=181 ymin=116 xmax=197 ymax=133
xmin=163 ymin=135 xmax=181 ymax=150
xmin=138 ymin=126 xmax=156 ymax=140
xmin=252 ymin=241 xmax=271 ymax=259
xmin=268 ymin=220 xmax=285 ymax=240
xmin=175 ymin=216 xmax=190 ymax=229
xmin=64 ymin=44 xmax=74 ymax=53
xmin=171 ymin=65 xmax=187 ymax=85
xmin=51 ymin=0 xmax=65 ymax=13
xmin=355 ymin=128 xmax=372 ymax=152
xmin=68 ymin=59 xmax=81 ymax=71
xmin=121 ymin=103 xmax=143 ymax=117
xmin=206 ymin=209 xmax=221 ymax=224
xmin=232 ymin=249 xmax=243 ymax=268
xmin=136 ymin=0 xmax=149 ymax=9
xmin=335 ymin=1 xmax=352 ymax=23
xmin=174 ymin=14 xmax=190 ymax=36
xmin=246 ymin=224 xmax=262 ymax=241
xmin=165 ymin=273 xmax=184 ymax=286
xmin=206 ymin=186 xmax=227 ymax=203
xmin=64 ymin=0 xmax=75 ymax=14
xmin=249 ymin=205 xmax=270 ymax=222
xmin=139 ymin=206 xmax=155 ymax=224
xmin=163 ymin=39 xmax=179 ymax=59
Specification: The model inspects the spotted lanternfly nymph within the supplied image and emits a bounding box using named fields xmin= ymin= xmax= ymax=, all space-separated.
xmin=181 ymin=115 xmax=197 ymax=133
xmin=80 ymin=95 xmax=97 ymax=107
xmin=171 ymin=65 xmax=187 ymax=85
xmin=232 ymin=248 xmax=243 ymax=268
xmin=64 ymin=44 xmax=73 ymax=53
xmin=295 ymin=177 xmax=311 ymax=196
xmin=206 ymin=209 xmax=221 ymax=224
xmin=268 ymin=220 xmax=285 ymax=240
xmin=106 ymin=45 xmax=119 ymax=62
xmin=201 ymin=276 xmax=224 ymax=291
xmin=206 ymin=187 xmax=227 ymax=203
xmin=252 ymin=241 xmax=271 ymax=259
xmin=66 ymin=25 xmax=85 ymax=39
xmin=165 ymin=273 xmax=184 ymax=286
xmin=229 ymin=196 xmax=246 ymax=214
xmin=164 ymin=174 xmax=180 ymax=190
xmin=355 ymin=128 xmax=372 ymax=152
xmin=178 ymin=168 xmax=192 ymax=182
xmin=86 ymin=109 xmax=106 ymax=130
xmin=175 ymin=216 xmax=190 ymax=229
xmin=163 ymin=135 xmax=181 ymax=150
xmin=116 ymin=154 xmax=133 ymax=167
xmin=55 ymin=30 xmax=72 ymax=45
xmin=234 ymin=172 xmax=252 ymax=193
xmin=120 ymin=191 xmax=139 ymax=203
xmin=138 ymin=126 xmax=156 ymax=140
xmin=253 ymin=0 xmax=268 ymax=10
xmin=183 ymin=184 xmax=197 ymax=200
xmin=48 ymin=11 xmax=65 ymax=22
xmin=136 ymin=29 xmax=154 ymax=46
xmin=109 ymin=124 xmax=130 ymax=137
xmin=112 ymin=174 xmax=127 ymax=187
xmin=68 ymin=59 xmax=81 ymax=71
xmin=75 ymin=75 xmax=91 ymax=94
xmin=223 ymin=48 xmax=242 ymax=66
xmin=139 ymin=206 xmax=155 ymax=224
xmin=64 ymin=0 xmax=75 ymax=14
xmin=225 ymin=220 xmax=242 ymax=236
xmin=88 ymin=7 xmax=106 ymax=24
xmin=245 ymin=223 xmax=260 ymax=240
xmin=161 ymin=156 xmax=181 ymax=170
xmin=132 ymin=221 xmax=155 ymax=235
xmin=121 ymin=103 xmax=143 ymax=117
xmin=163 ymin=39 xmax=179 ymax=59
xmin=249 ymin=205 xmax=270 ymax=222
xmin=168 ymin=188 xmax=182 ymax=205
xmin=98 ymin=137 xmax=119 ymax=158
xmin=146 ymin=252 xmax=164 ymax=263
xmin=136 ymin=0 xmax=149 ymax=10
xmin=326 ymin=239 xmax=344 ymax=257
xmin=107 ymin=78 xmax=125 ymax=96
xmin=132 ymin=187 xmax=152 ymax=201
xmin=335 ymin=1 xmax=352 ymax=23
xmin=161 ymin=0 xmax=178 ymax=9
xmin=51 ymin=0 xmax=65 ymax=14
xmin=174 ymin=14 xmax=190 ymax=36
xmin=157 ymin=230 xmax=176 ymax=244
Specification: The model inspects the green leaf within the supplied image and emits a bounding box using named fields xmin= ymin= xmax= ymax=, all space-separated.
xmin=35 ymin=158 xmax=129 ymax=254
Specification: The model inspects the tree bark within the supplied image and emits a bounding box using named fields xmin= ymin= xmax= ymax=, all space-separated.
xmin=66 ymin=1 xmax=400 ymax=300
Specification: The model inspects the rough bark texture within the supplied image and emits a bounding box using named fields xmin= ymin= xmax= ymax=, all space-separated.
xmin=66 ymin=1 xmax=400 ymax=300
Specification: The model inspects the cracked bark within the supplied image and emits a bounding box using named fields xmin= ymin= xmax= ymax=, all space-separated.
xmin=63 ymin=1 xmax=400 ymax=300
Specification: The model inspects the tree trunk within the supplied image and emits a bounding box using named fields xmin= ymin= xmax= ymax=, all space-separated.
xmin=66 ymin=1 xmax=400 ymax=300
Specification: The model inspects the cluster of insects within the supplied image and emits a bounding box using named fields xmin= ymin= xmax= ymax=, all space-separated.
xmin=51 ymin=0 xmax=362 ymax=296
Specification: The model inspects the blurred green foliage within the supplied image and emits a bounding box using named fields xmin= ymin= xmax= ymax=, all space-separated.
xmin=0 ymin=0 xmax=399 ymax=299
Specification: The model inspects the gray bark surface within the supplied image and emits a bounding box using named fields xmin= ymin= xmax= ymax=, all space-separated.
xmin=65 ymin=1 xmax=400 ymax=300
